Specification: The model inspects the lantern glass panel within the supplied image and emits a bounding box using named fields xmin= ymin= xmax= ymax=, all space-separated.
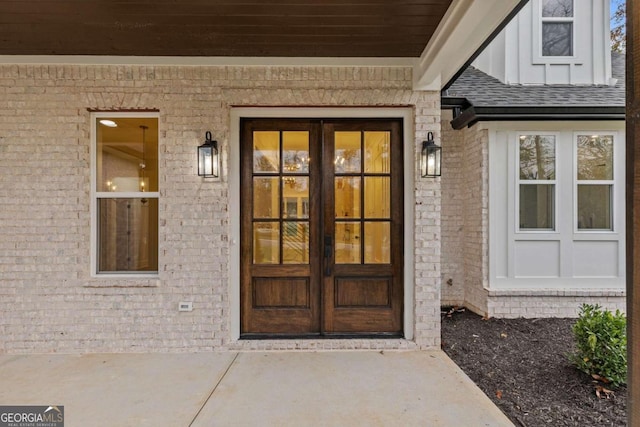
xmin=421 ymin=142 xmax=441 ymax=177
xmin=198 ymin=142 xmax=218 ymax=177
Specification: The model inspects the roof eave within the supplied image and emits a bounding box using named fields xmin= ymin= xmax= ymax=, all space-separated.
xmin=450 ymin=105 xmax=626 ymax=130
xmin=413 ymin=0 xmax=528 ymax=90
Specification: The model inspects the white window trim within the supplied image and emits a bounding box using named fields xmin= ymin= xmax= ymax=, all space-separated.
xmin=515 ymin=132 xmax=560 ymax=234
xmin=573 ymin=131 xmax=617 ymax=234
xmin=531 ymin=0 xmax=583 ymax=65
xmin=90 ymin=111 xmax=161 ymax=278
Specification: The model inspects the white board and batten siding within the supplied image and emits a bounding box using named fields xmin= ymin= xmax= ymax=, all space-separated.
xmin=488 ymin=121 xmax=625 ymax=291
xmin=473 ymin=0 xmax=614 ymax=86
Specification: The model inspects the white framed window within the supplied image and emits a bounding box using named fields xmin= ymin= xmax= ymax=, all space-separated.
xmin=516 ymin=134 xmax=556 ymax=231
xmin=91 ymin=113 xmax=160 ymax=276
xmin=540 ymin=0 xmax=574 ymax=57
xmin=531 ymin=0 xmax=581 ymax=65
xmin=517 ymin=134 xmax=557 ymax=231
xmin=575 ymin=134 xmax=614 ymax=231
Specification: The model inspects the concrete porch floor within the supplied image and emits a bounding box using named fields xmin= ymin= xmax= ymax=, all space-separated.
xmin=0 ymin=351 xmax=513 ymax=426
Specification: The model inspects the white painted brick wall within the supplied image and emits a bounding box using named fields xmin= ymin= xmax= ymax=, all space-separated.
xmin=439 ymin=119 xmax=489 ymax=314
xmin=486 ymin=291 xmax=626 ymax=319
xmin=440 ymin=111 xmax=465 ymax=306
xmin=0 ymin=63 xmax=441 ymax=353
xmin=463 ymin=126 xmax=490 ymax=315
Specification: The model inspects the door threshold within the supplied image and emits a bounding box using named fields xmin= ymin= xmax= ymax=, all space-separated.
xmin=240 ymin=332 xmax=403 ymax=340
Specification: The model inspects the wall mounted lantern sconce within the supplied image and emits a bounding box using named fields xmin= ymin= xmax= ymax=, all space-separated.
xmin=198 ymin=131 xmax=219 ymax=178
xmin=421 ymin=132 xmax=441 ymax=178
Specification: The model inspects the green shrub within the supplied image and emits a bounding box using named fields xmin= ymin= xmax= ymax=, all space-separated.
xmin=569 ymin=304 xmax=627 ymax=387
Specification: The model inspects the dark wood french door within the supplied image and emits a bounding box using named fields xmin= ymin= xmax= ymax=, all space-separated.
xmin=240 ymin=118 xmax=403 ymax=337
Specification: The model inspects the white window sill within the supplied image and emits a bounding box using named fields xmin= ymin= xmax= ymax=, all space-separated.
xmin=532 ymin=56 xmax=583 ymax=66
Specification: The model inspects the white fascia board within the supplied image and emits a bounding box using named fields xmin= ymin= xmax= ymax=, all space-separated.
xmin=0 ymin=55 xmax=415 ymax=67
xmin=414 ymin=0 xmax=522 ymax=91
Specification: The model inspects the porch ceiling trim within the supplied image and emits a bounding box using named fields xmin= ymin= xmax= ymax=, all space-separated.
xmin=0 ymin=55 xmax=415 ymax=68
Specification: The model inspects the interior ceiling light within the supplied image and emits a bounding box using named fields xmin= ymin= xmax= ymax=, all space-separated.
xmin=99 ymin=119 xmax=117 ymax=127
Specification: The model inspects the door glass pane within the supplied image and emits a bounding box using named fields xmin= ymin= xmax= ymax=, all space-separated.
xmin=542 ymin=0 xmax=573 ymax=17
xmin=253 ymin=177 xmax=280 ymax=218
xmin=283 ymin=177 xmax=309 ymax=219
xmin=364 ymin=131 xmax=390 ymax=173
xmin=364 ymin=222 xmax=390 ymax=264
xmin=253 ymin=222 xmax=280 ymax=264
xmin=96 ymin=117 xmax=159 ymax=192
xmin=335 ymin=131 xmax=361 ymax=173
xmin=283 ymin=222 xmax=309 ymax=264
xmin=335 ymin=222 xmax=360 ymax=264
xmin=253 ymin=131 xmax=280 ymax=172
xmin=364 ymin=177 xmax=390 ymax=218
xmin=335 ymin=177 xmax=361 ymax=219
xmin=542 ymin=23 xmax=573 ymax=56
xmin=519 ymin=135 xmax=556 ymax=180
xmin=519 ymin=184 xmax=555 ymax=229
xmin=283 ymin=131 xmax=310 ymax=174
xmin=578 ymin=185 xmax=612 ymax=230
xmin=577 ymin=135 xmax=613 ymax=180
xmin=98 ymin=198 xmax=159 ymax=272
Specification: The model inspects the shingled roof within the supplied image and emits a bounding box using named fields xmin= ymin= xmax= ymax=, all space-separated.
xmin=443 ymin=52 xmax=625 ymax=129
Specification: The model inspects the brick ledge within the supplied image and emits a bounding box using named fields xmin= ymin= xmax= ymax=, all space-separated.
xmin=227 ymin=339 xmax=421 ymax=352
xmin=487 ymin=289 xmax=625 ymax=297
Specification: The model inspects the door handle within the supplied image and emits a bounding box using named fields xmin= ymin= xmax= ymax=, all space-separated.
xmin=324 ymin=235 xmax=332 ymax=276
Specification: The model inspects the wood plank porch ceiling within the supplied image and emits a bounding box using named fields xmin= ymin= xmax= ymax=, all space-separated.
xmin=0 ymin=0 xmax=452 ymax=57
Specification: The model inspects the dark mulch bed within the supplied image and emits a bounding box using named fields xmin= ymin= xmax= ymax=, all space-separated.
xmin=440 ymin=308 xmax=626 ymax=427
